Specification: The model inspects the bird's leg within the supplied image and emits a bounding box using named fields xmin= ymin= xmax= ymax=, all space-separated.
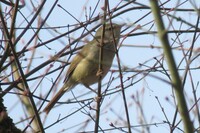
xmin=83 ymin=84 xmax=98 ymax=94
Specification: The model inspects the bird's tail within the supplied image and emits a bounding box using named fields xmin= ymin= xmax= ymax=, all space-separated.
xmin=43 ymin=84 xmax=71 ymax=114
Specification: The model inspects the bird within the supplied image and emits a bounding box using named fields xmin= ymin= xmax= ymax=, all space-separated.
xmin=44 ymin=23 xmax=122 ymax=114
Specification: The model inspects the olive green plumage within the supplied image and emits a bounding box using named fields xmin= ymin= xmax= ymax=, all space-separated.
xmin=44 ymin=23 xmax=122 ymax=113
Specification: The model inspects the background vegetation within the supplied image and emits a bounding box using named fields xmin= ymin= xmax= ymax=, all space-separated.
xmin=0 ymin=0 xmax=200 ymax=132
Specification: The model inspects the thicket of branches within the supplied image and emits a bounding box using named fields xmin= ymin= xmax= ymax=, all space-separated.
xmin=0 ymin=0 xmax=200 ymax=133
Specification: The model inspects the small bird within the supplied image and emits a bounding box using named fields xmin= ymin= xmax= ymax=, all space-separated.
xmin=44 ymin=23 xmax=122 ymax=113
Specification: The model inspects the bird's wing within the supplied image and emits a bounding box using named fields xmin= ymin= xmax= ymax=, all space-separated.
xmin=63 ymin=41 xmax=94 ymax=82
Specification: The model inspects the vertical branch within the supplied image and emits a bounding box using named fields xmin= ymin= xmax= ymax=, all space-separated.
xmin=94 ymin=0 xmax=108 ymax=132
xmin=9 ymin=1 xmax=41 ymax=131
xmin=0 ymin=4 xmax=44 ymax=133
xmin=107 ymin=5 xmax=132 ymax=133
xmin=182 ymin=16 xmax=200 ymax=125
xmin=149 ymin=1 xmax=194 ymax=132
